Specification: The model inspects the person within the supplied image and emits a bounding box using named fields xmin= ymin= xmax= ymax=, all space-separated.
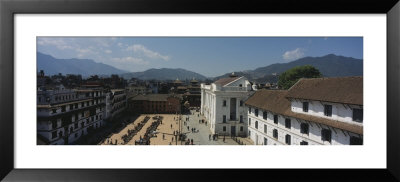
xmin=209 ymin=134 xmax=211 ymax=141
xmin=163 ymin=134 xmax=165 ymax=140
xmin=171 ymin=124 xmax=172 ymax=129
xmin=172 ymin=137 xmax=174 ymax=142
xmin=191 ymin=139 xmax=193 ymax=145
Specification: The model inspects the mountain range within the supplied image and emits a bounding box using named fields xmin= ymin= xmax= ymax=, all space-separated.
xmin=37 ymin=52 xmax=127 ymax=76
xmin=37 ymin=52 xmax=362 ymax=83
xmin=120 ymin=68 xmax=208 ymax=81
xmin=214 ymin=54 xmax=363 ymax=83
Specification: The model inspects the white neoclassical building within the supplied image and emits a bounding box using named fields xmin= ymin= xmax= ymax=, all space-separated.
xmin=201 ymin=74 xmax=254 ymax=136
xmin=246 ymin=76 xmax=363 ymax=145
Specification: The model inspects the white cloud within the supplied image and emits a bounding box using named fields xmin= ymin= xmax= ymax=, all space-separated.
xmin=105 ymin=50 xmax=112 ymax=54
xmin=37 ymin=38 xmax=74 ymax=50
xmin=111 ymin=57 xmax=149 ymax=65
xmin=126 ymin=44 xmax=170 ymax=61
xmin=282 ymin=48 xmax=305 ymax=61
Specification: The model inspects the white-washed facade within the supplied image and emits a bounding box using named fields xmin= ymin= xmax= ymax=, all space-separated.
xmin=247 ymin=106 xmax=362 ymax=145
xmin=37 ymin=88 xmax=106 ymax=144
xmin=201 ymin=76 xmax=254 ymax=136
xmin=246 ymin=78 xmax=363 ymax=146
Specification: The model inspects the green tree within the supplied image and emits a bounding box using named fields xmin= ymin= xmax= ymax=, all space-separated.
xmin=277 ymin=65 xmax=322 ymax=89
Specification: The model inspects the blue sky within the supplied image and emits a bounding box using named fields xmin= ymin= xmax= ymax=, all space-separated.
xmin=37 ymin=37 xmax=363 ymax=77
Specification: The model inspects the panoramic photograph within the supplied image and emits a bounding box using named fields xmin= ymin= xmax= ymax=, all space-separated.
xmin=36 ymin=37 xmax=363 ymax=145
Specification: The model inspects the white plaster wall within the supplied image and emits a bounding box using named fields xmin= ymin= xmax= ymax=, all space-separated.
xmin=201 ymin=81 xmax=251 ymax=135
xmin=291 ymin=100 xmax=363 ymax=125
xmin=247 ymin=106 xmax=360 ymax=145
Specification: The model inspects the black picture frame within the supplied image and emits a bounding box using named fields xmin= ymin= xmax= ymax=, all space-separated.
xmin=1 ymin=0 xmax=399 ymax=181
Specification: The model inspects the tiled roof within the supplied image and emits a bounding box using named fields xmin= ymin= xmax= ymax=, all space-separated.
xmin=286 ymin=76 xmax=363 ymax=105
xmin=214 ymin=76 xmax=241 ymax=86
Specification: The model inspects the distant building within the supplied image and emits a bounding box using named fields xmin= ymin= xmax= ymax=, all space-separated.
xmin=128 ymin=94 xmax=182 ymax=114
xmin=245 ymin=77 xmax=363 ymax=145
xmin=201 ymin=73 xmax=254 ymax=136
xmin=37 ymin=86 xmax=106 ymax=145
xmin=184 ymin=78 xmax=201 ymax=107
xmin=126 ymin=85 xmax=149 ymax=99
xmin=108 ymin=89 xmax=127 ymax=119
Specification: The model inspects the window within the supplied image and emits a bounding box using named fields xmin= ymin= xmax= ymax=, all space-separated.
xmin=285 ymin=118 xmax=291 ymax=129
xmin=324 ymin=105 xmax=332 ymax=117
xmin=52 ymin=120 xmax=57 ymax=129
xmin=285 ymin=134 xmax=291 ymax=145
xmin=61 ymin=106 xmax=66 ymax=112
xmin=263 ymin=112 xmax=268 ymax=119
xmin=240 ymin=100 xmax=243 ymax=106
xmin=51 ymin=131 xmax=57 ymax=139
xmin=274 ymin=115 xmax=278 ymax=124
xmin=81 ymin=102 xmax=84 ymax=107
xmin=240 ymin=126 xmax=243 ymax=131
xmin=352 ymin=108 xmax=363 ymax=123
xmin=239 ymin=84 xmax=242 ymax=87
xmin=300 ymin=123 xmax=309 ymax=134
xmin=223 ymin=100 xmax=226 ymax=106
xmin=248 ymin=131 xmax=251 ymax=136
xmin=75 ymin=103 xmax=78 ymax=109
xmin=273 ymin=129 xmax=278 ymax=139
xmin=303 ymin=102 xmax=309 ymax=112
xmin=321 ymin=129 xmax=332 ymax=142
xmin=249 ymin=118 xmax=251 ymax=126
xmin=264 ymin=124 xmax=267 ymax=133
xmin=249 ymin=107 xmax=251 ymax=113
xmin=255 ymin=109 xmax=259 ymax=117
xmin=223 ymin=115 xmax=226 ymax=123
xmin=300 ymin=141 xmax=308 ymax=145
xmin=350 ymin=136 xmax=363 ymax=145
xmin=52 ymin=109 xmax=57 ymax=114
xmin=223 ymin=126 xmax=226 ymax=132
xmin=264 ymin=138 xmax=268 ymax=145
xmin=240 ymin=115 xmax=243 ymax=123
xmin=255 ymin=121 xmax=258 ymax=129
xmin=81 ymin=112 xmax=84 ymax=117
xmin=69 ymin=104 xmax=73 ymax=110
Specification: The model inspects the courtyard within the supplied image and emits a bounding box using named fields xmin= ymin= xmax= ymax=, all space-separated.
xmin=99 ymin=109 xmax=253 ymax=145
